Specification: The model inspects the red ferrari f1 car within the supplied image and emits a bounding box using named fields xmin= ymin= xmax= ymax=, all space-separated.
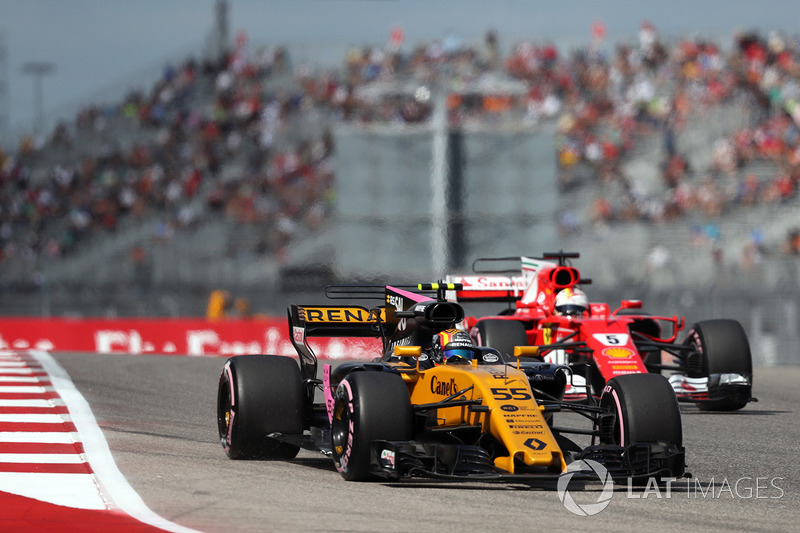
xmin=447 ymin=252 xmax=755 ymax=411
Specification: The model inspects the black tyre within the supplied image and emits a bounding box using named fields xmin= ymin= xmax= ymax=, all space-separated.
xmin=599 ymin=373 xmax=683 ymax=481
xmin=599 ymin=373 xmax=682 ymax=448
xmin=217 ymin=355 xmax=304 ymax=460
xmin=471 ymin=319 xmax=531 ymax=362
xmin=684 ymin=319 xmax=752 ymax=411
xmin=331 ymin=371 xmax=413 ymax=481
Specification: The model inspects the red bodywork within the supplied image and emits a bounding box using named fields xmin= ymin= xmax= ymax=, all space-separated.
xmin=448 ymin=255 xmax=685 ymax=395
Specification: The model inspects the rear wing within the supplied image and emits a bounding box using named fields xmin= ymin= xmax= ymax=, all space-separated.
xmin=447 ymin=252 xmax=589 ymax=304
xmin=289 ymin=301 xmax=386 ymax=382
xmin=289 ymin=304 xmax=384 ymax=339
xmin=288 ymin=283 xmax=454 ymax=380
xmin=446 ymin=256 xmax=534 ymax=303
xmin=289 ymin=284 xmax=438 ymax=337
xmin=444 ymin=274 xmax=527 ymax=302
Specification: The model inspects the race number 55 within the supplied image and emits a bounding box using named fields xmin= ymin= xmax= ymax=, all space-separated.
xmin=491 ymin=388 xmax=531 ymax=401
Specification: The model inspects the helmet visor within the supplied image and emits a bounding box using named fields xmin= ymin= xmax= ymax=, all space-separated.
xmin=558 ymin=304 xmax=586 ymax=316
xmin=443 ymin=347 xmax=473 ymax=361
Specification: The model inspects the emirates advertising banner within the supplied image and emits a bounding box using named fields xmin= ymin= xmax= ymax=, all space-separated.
xmin=0 ymin=318 xmax=380 ymax=358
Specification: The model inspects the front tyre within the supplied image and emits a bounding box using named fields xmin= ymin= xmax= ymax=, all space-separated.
xmin=599 ymin=373 xmax=684 ymax=479
xmin=217 ymin=355 xmax=303 ymax=460
xmin=684 ymin=319 xmax=753 ymax=411
xmin=331 ymin=371 xmax=413 ymax=481
xmin=600 ymin=374 xmax=682 ymax=447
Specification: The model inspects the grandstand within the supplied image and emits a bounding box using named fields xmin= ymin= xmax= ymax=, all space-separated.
xmin=1 ymin=24 xmax=799 ymax=365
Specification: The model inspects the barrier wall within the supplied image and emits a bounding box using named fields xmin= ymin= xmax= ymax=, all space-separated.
xmin=0 ymin=318 xmax=381 ymax=359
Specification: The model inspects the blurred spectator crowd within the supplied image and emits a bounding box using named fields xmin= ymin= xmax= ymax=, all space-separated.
xmin=2 ymin=22 xmax=800 ymax=278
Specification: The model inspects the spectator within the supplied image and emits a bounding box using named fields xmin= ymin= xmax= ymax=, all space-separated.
xmin=206 ymin=289 xmax=232 ymax=320
xmin=5 ymin=22 xmax=800 ymax=289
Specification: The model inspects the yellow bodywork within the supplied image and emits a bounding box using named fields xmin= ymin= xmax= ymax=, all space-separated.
xmin=392 ymin=346 xmax=567 ymax=474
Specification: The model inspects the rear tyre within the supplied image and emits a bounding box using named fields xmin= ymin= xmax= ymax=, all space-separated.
xmin=331 ymin=371 xmax=413 ymax=481
xmin=684 ymin=319 xmax=752 ymax=411
xmin=471 ymin=319 xmax=531 ymax=362
xmin=217 ymin=355 xmax=303 ymax=460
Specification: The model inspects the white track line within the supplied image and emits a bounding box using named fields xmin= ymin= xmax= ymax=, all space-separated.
xmin=0 ymin=453 xmax=85 ymax=463
xmin=0 ymin=386 xmax=48 ymax=393
xmin=0 ymin=399 xmax=54 ymax=408
xmin=0 ymin=413 xmax=65 ymax=423
xmin=0 ymin=432 xmax=77 ymax=443
xmin=0 ymin=376 xmax=41 ymax=382
xmin=0 ymin=472 xmax=107 ymax=509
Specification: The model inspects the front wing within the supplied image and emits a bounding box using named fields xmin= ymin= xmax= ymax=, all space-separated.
xmin=669 ymin=373 xmax=754 ymax=405
xmin=370 ymin=440 xmax=685 ymax=483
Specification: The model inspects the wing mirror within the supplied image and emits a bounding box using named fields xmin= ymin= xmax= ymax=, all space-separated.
xmin=512 ymin=346 xmax=539 ymax=369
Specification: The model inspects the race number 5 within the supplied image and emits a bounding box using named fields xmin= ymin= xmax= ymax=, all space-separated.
xmin=593 ymin=333 xmax=629 ymax=346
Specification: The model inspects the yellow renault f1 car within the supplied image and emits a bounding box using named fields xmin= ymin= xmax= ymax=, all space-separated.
xmin=217 ymin=283 xmax=685 ymax=483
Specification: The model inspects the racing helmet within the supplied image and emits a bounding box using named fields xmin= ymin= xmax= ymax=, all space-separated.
xmin=431 ymin=329 xmax=476 ymax=364
xmin=555 ymin=287 xmax=589 ymax=317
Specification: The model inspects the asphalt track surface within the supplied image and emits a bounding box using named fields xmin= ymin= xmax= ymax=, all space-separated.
xmin=53 ymin=352 xmax=799 ymax=533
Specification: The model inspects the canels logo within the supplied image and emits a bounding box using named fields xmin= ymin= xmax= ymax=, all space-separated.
xmin=430 ymin=376 xmax=459 ymax=396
